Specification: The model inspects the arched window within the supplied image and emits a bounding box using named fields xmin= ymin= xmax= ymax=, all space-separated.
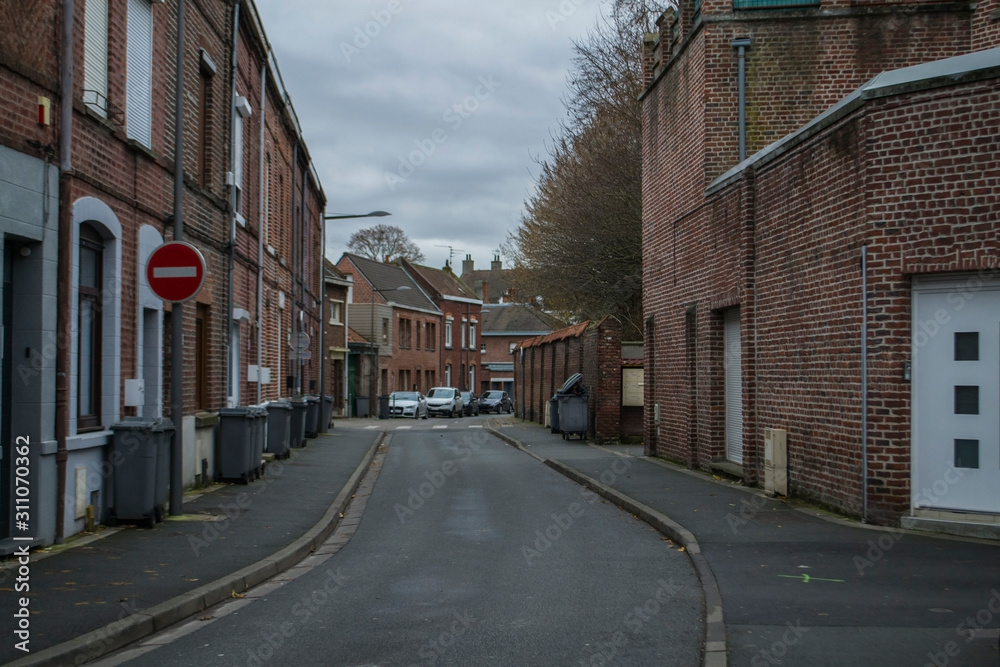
xmin=78 ymin=223 xmax=104 ymax=431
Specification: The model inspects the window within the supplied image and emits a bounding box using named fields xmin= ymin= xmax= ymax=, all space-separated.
xmin=426 ymin=322 xmax=436 ymax=351
xmin=233 ymin=95 xmax=252 ymax=222
xmin=445 ymin=316 xmax=453 ymax=348
xmin=84 ymin=0 xmax=109 ymax=117
xmin=78 ymin=224 xmax=104 ymax=431
xmin=126 ymin=0 xmax=154 ymax=146
xmin=198 ymin=50 xmax=218 ymax=187
xmin=415 ymin=320 xmax=421 ymax=350
xmin=481 ymin=343 xmax=486 ymax=355
xmin=469 ymin=321 xmax=477 ymax=350
xmin=329 ymin=300 xmax=343 ymax=325
xmin=398 ymin=317 xmax=412 ymax=349
xmin=461 ymin=317 xmax=467 ymax=349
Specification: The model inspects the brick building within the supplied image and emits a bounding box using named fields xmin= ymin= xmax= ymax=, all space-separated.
xmin=642 ymin=0 xmax=1000 ymax=528
xmin=0 ymin=0 xmax=325 ymax=549
xmin=461 ymin=253 xmax=512 ymax=304
xmin=335 ymin=253 xmax=443 ymax=407
xmin=323 ymin=260 xmax=351 ymax=417
xmin=399 ymin=258 xmax=482 ymax=392
xmin=480 ymin=303 xmax=565 ymax=397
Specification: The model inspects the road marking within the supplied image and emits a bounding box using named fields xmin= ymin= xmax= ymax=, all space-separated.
xmin=467 ymin=425 xmax=483 ymax=428
xmin=432 ymin=425 xmax=448 ymax=430
xmin=364 ymin=425 xmax=378 ymax=430
xmin=778 ymin=574 xmax=844 ymax=583
xmin=395 ymin=426 xmax=412 ymax=430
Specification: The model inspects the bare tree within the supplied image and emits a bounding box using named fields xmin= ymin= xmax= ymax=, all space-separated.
xmin=504 ymin=0 xmax=666 ymax=337
xmin=347 ymin=224 xmax=425 ymax=263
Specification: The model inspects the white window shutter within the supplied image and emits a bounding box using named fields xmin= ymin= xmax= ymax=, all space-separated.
xmin=126 ymin=0 xmax=154 ymax=146
xmin=84 ymin=0 xmax=109 ymax=115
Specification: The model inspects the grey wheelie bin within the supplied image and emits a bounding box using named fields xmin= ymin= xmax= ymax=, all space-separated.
xmin=289 ymin=398 xmax=308 ymax=448
xmin=549 ymin=397 xmax=560 ymax=433
xmin=266 ymin=400 xmax=292 ymax=459
xmin=249 ymin=407 xmax=267 ymax=479
xmin=304 ymin=395 xmax=321 ymax=438
xmin=555 ymin=374 xmax=589 ymax=440
xmin=320 ymin=395 xmax=334 ymax=433
xmin=152 ymin=418 xmax=175 ymax=522
xmin=217 ymin=407 xmax=255 ymax=483
xmin=110 ymin=417 xmax=160 ymax=528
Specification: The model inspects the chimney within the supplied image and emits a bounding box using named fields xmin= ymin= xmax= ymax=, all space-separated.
xmin=462 ymin=254 xmax=474 ymax=276
xmin=384 ymin=254 xmax=391 ymax=263
xmin=481 ymin=281 xmax=490 ymax=304
xmin=491 ymin=254 xmax=502 ymax=271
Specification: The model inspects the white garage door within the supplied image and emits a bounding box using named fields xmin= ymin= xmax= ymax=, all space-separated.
xmin=912 ymin=275 xmax=1000 ymax=514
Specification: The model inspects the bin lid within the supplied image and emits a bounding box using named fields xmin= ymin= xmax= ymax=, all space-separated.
xmin=219 ymin=407 xmax=254 ymax=416
xmin=266 ymin=400 xmax=292 ymax=410
xmin=557 ymin=373 xmax=584 ymax=394
xmin=110 ymin=417 xmax=159 ymax=431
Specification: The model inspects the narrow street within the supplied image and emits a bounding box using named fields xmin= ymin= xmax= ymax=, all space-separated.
xmin=101 ymin=424 xmax=704 ymax=666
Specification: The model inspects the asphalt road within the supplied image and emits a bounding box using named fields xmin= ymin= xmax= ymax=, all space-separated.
xmin=103 ymin=424 xmax=704 ymax=666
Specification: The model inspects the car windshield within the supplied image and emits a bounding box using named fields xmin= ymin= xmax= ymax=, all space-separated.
xmin=427 ymin=388 xmax=454 ymax=398
xmin=484 ymin=391 xmax=503 ymax=399
xmin=390 ymin=392 xmax=420 ymax=401
xmin=461 ymin=392 xmax=473 ymax=400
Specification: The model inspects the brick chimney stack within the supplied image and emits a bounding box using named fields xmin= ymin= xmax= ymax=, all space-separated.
xmin=481 ymin=281 xmax=491 ymax=304
xmin=491 ymin=254 xmax=502 ymax=271
xmin=462 ymin=254 xmax=474 ymax=276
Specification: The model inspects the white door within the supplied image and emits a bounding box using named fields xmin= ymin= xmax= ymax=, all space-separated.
xmin=913 ymin=276 xmax=1000 ymax=513
xmin=724 ymin=308 xmax=743 ymax=464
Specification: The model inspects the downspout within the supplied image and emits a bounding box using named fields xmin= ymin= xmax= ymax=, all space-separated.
xmin=318 ymin=220 xmax=326 ymax=410
xmin=169 ymin=0 xmax=187 ymax=517
xmin=860 ymin=244 xmax=869 ymax=523
xmin=256 ymin=50 xmax=266 ymax=405
xmin=225 ymin=0 xmax=241 ymax=407
xmin=55 ymin=0 xmax=75 ymax=542
xmin=732 ymin=38 xmax=751 ymax=162
xmin=298 ymin=149 xmax=306 ymax=395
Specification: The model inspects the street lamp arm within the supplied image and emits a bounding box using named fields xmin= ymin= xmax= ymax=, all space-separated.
xmin=324 ymin=211 xmax=391 ymax=221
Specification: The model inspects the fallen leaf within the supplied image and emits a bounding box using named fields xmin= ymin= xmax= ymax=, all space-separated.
xmin=231 ymin=591 xmax=245 ymax=599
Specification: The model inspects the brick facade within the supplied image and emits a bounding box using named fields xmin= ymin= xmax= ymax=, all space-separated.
xmin=641 ymin=0 xmax=1000 ymax=523
xmin=0 ymin=0 xmax=325 ymax=545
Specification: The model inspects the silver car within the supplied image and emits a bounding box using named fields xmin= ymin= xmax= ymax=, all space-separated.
xmin=425 ymin=387 xmax=464 ymax=418
xmin=388 ymin=391 xmax=428 ymax=419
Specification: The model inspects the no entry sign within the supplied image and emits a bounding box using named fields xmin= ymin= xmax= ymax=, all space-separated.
xmin=146 ymin=241 xmax=206 ymax=303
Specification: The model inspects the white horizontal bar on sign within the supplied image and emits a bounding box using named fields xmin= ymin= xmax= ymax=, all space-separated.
xmin=153 ymin=266 xmax=198 ymax=278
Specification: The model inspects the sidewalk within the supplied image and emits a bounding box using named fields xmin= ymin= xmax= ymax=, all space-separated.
xmin=491 ymin=420 xmax=1000 ymax=667
xmin=0 ymin=428 xmax=382 ymax=667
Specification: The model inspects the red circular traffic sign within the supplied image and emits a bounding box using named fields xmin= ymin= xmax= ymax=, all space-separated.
xmin=146 ymin=241 xmax=206 ymax=303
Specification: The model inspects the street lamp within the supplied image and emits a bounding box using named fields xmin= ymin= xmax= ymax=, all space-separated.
xmin=370 ymin=285 xmax=410 ymax=417
xmin=319 ymin=210 xmax=390 ymax=420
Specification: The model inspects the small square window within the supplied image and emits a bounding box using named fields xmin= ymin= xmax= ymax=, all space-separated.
xmin=954 ymin=332 xmax=979 ymax=361
xmin=954 ymin=386 xmax=979 ymax=415
xmin=955 ymin=439 xmax=979 ymax=469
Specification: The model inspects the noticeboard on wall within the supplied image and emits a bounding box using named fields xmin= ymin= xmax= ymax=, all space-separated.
xmin=622 ymin=368 xmax=644 ymax=407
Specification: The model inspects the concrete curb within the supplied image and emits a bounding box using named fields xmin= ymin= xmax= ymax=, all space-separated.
xmin=489 ymin=427 xmax=727 ymax=667
xmin=9 ymin=432 xmax=386 ymax=667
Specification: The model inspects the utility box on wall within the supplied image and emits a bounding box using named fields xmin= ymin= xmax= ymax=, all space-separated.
xmin=764 ymin=428 xmax=788 ymax=497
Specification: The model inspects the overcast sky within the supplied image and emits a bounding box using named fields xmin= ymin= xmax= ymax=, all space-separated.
xmin=252 ymin=0 xmax=606 ymax=273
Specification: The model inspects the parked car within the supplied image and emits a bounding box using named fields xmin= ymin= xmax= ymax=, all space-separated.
xmin=425 ymin=387 xmax=464 ymax=417
xmin=478 ymin=390 xmax=513 ymax=414
xmin=460 ymin=391 xmax=479 ymax=416
xmin=388 ymin=391 xmax=427 ymax=419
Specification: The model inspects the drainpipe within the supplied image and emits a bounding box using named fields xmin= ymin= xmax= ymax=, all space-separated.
xmin=225 ymin=1 xmax=241 ymax=407
xmin=732 ymin=38 xmax=751 ymax=162
xmin=256 ymin=51 xmax=266 ymax=405
xmin=55 ymin=0 xmax=75 ymax=542
xmin=860 ymin=244 xmax=869 ymax=523
xmin=298 ymin=150 xmax=307 ymax=396
xmin=169 ymin=0 xmax=187 ymax=517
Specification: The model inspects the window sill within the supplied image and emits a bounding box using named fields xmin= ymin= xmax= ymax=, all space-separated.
xmin=126 ymin=138 xmax=159 ymax=161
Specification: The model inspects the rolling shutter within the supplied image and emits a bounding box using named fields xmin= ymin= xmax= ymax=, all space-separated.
xmin=84 ymin=0 xmax=109 ymax=115
xmin=724 ymin=308 xmax=743 ymax=464
xmin=126 ymin=0 xmax=154 ymax=146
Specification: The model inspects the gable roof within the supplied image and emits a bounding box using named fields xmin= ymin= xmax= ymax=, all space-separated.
xmin=341 ymin=253 xmax=440 ymax=313
xmin=517 ymin=320 xmax=590 ymax=349
xmin=480 ymin=302 xmax=566 ymax=336
xmin=401 ymin=259 xmax=480 ymax=302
